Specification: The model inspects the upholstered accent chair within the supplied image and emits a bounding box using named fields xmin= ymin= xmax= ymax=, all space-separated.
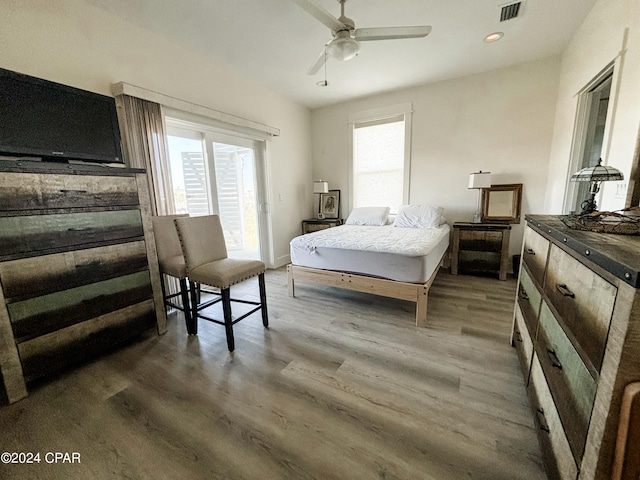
xmin=174 ymin=215 xmax=268 ymax=351
xmin=152 ymin=214 xmax=194 ymax=331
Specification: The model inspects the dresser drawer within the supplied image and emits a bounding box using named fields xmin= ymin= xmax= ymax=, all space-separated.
xmin=537 ymin=300 xmax=597 ymax=462
xmin=7 ymin=270 xmax=153 ymax=342
xmin=530 ymin=354 xmax=579 ymax=480
xmin=513 ymin=305 xmax=534 ymax=382
xmin=458 ymin=230 xmax=504 ymax=252
xmin=0 ymin=209 xmax=144 ymax=259
xmin=523 ymin=226 xmax=550 ymax=286
xmin=518 ymin=265 xmax=542 ymax=338
xmin=0 ymin=172 xmax=139 ymax=211
xmin=544 ymin=244 xmax=616 ymax=371
xmin=16 ymin=300 xmax=156 ymax=381
xmin=0 ymin=241 xmax=149 ymax=301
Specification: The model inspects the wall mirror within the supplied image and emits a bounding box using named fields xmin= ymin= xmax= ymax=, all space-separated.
xmin=481 ymin=183 xmax=523 ymax=224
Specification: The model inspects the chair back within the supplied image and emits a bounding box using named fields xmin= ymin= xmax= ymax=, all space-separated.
xmin=152 ymin=214 xmax=188 ymax=262
xmin=174 ymin=215 xmax=228 ymax=273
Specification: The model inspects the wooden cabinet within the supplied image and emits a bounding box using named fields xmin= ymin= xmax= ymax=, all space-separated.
xmin=0 ymin=160 xmax=166 ymax=404
xmin=512 ymin=215 xmax=640 ymax=480
xmin=301 ymin=218 xmax=343 ymax=234
xmin=451 ymin=222 xmax=511 ymax=280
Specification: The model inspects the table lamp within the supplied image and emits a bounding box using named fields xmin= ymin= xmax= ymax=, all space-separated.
xmin=468 ymin=171 xmax=492 ymax=223
xmin=570 ymin=159 xmax=623 ymax=214
xmin=313 ymin=180 xmax=329 ymax=219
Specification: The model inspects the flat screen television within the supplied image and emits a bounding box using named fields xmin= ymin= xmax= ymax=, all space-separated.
xmin=0 ymin=67 xmax=124 ymax=164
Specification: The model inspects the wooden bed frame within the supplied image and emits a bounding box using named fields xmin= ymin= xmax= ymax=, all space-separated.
xmin=287 ymin=249 xmax=447 ymax=327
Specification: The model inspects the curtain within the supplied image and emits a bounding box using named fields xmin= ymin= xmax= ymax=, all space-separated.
xmin=116 ymin=95 xmax=174 ymax=215
xmin=116 ymin=95 xmax=179 ymax=300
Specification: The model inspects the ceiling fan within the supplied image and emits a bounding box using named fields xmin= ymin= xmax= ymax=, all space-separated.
xmin=291 ymin=0 xmax=432 ymax=75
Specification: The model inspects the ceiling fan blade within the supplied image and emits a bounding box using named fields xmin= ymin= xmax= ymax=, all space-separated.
xmin=306 ymin=48 xmax=328 ymax=75
xmin=354 ymin=26 xmax=432 ymax=41
xmin=290 ymin=0 xmax=346 ymax=33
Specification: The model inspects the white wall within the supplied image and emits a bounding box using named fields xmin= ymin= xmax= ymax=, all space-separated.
xmin=0 ymin=0 xmax=313 ymax=268
xmin=544 ymin=0 xmax=640 ymax=213
xmin=311 ymin=56 xmax=561 ymax=260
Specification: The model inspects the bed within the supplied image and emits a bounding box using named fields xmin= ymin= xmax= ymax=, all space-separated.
xmin=287 ymin=205 xmax=450 ymax=327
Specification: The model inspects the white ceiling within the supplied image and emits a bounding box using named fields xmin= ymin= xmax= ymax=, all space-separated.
xmin=87 ymin=0 xmax=597 ymax=109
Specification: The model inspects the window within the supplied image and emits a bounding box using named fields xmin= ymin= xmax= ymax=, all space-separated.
xmin=565 ymin=67 xmax=614 ymax=213
xmin=350 ymin=104 xmax=412 ymax=213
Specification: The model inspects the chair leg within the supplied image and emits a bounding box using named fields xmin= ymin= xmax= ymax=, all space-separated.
xmin=159 ymin=273 xmax=170 ymax=311
xmin=187 ymin=280 xmax=199 ymax=335
xmin=259 ymin=273 xmax=269 ymax=327
xmin=179 ymin=278 xmax=192 ymax=326
xmin=195 ymin=282 xmax=202 ymax=305
xmin=221 ymin=288 xmax=235 ymax=351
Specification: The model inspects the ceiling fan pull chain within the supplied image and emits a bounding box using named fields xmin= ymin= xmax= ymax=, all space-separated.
xmin=317 ymin=46 xmax=329 ymax=87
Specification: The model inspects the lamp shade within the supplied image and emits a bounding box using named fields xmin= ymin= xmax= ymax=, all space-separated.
xmin=468 ymin=171 xmax=492 ymax=189
xmin=313 ymin=180 xmax=329 ymax=194
xmin=570 ymin=159 xmax=624 ymax=182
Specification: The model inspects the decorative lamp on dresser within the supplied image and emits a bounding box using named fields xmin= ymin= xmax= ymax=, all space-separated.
xmin=512 ymin=214 xmax=640 ymax=480
xmin=0 ymin=160 xmax=167 ymax=405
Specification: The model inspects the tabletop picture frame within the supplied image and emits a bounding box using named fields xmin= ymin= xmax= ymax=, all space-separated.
xmin=319 ymin=189 xmax=340 ymax=219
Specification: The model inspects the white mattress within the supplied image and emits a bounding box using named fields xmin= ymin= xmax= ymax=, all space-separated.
xmin=290 ymin=224 xmax=450 ymax=283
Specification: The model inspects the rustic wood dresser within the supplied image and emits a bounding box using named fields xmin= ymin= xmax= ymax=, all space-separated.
xmin=0 ymin=160 xmax=166 ymax=404
xmin=512 ymin=214 xmax=640 ymax=479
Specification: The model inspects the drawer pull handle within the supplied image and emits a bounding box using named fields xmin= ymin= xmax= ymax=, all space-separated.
xmin=67 ymin=227 xmax=93 ymax=232
xmin=536 ymin=408 xmax=550 ymax=433
xmin=513 ymin=328 xmax=522 ymax=343
xmin=526 ymin=248 xmax=535 ymax=255
xmin=60 ymin=189 xmax=88 ymax=194
xmin=555 ymin=283 xmax=575 ymax=298
xmin=546 ymin=349 xmax=563 ymax=370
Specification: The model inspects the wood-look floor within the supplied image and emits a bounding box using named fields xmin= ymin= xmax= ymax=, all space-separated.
xmin=0 ymin=267 xmax=546 ymax=480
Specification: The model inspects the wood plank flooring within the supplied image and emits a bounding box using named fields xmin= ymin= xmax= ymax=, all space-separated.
xmin=0 ymin=267 xmax=546 ymax=480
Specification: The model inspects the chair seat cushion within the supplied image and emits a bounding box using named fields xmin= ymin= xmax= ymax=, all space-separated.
xmin=189 ymin=258 xmax=265 ymax=289
xmin=159 ymin=255 xmax=187 ymax=279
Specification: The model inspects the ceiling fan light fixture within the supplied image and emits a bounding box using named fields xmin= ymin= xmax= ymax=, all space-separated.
xmin=327 ymin=32 xmax=360 ymax=61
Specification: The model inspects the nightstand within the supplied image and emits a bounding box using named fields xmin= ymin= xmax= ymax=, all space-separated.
xmin=450 ymin=222 xmax=511 ymax=280
xmin=301 ymin=218 xmax=343 ymax=234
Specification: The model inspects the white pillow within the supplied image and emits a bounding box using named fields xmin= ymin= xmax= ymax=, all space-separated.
xmin=393 ymin=204 xmax=444 ymax=228
xmin=345 ymin=207 xmax=390 ymax=226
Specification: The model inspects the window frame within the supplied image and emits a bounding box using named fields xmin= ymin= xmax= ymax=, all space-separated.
xmin=348 ymin=103 xmax=413 ymax=214
xmin=163 ymin=111 xmax=273 ymax=267
xmin=563 ymin=62 xmax=619 ymax=214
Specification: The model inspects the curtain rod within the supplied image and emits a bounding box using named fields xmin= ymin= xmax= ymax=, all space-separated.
xmin=111 ymin=82 xmax=280 ymax=137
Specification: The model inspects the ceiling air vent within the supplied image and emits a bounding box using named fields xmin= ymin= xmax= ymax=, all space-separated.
xmin=500 ymin=2 xmax=522 ymax=21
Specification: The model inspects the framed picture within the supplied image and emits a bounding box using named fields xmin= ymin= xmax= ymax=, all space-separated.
xmin=481 ymin=183 xmax=523 ymax=224
xmin=319 ymin=189 xmax=340 ymax=219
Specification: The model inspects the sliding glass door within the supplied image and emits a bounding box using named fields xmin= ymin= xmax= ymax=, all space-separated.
xmin=166 ymin=122 xmax=268 ymax=261
xmin=210 ymin=135 xmax=260 ymax=260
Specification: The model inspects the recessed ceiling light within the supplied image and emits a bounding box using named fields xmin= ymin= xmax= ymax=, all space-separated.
xmin=485 ymin=32 xmax=504 ymax=43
